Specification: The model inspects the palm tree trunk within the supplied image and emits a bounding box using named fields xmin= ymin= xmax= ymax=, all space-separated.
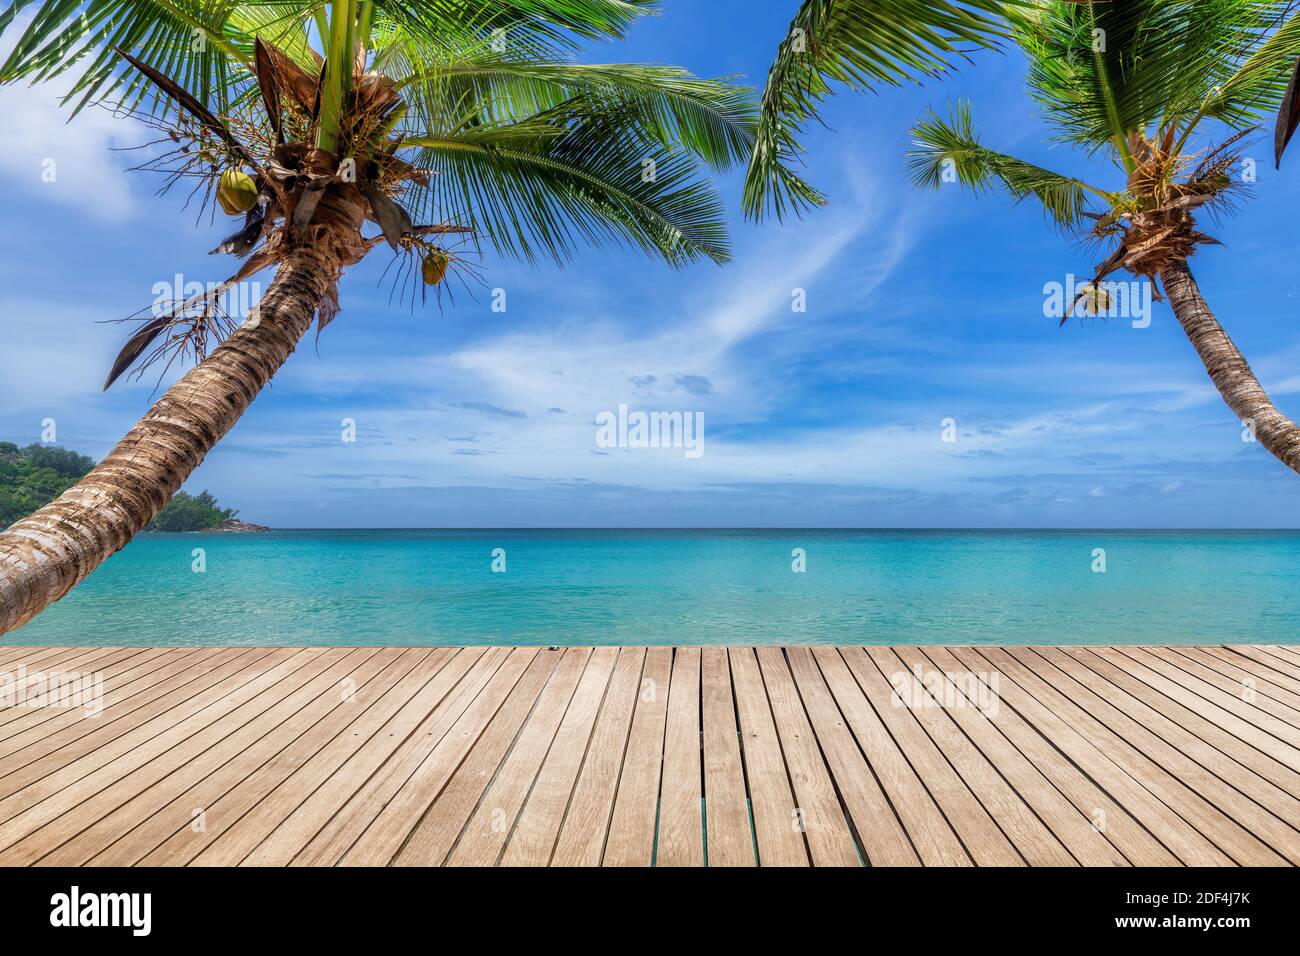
xmin=0 ymin=246 xmax=337 ymax=636
xmin=1161 ymin=260 xmax=1300 ymax=475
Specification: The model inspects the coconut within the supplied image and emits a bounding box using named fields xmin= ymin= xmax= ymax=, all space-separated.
xmin=217 ymin=168 xmax=258 ymax=216
xmin=422 ymin=248 xmax=451 ymax=286
xmin=1080 ymin=282 xmax=1110 ymax=316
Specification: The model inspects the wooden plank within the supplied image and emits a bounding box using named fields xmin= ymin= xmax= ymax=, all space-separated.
xmin=1249 ymin=645 xmax=1300 ymax=671
xmin=0 ymin=643 xmax=1294 ymax=868
xmin=0 ymin=647 xmax=77 ymax=671
xmin=149 ymin=647 xmax=475 ymax=866
xmin=0 ymin=647 xmax=135 ymax=731
xmin=1095 ymin=647 xmax=1300 ymax=775
xmin=603 ymin=647 xmax=673 ymax=867
xmin=0 ymin=648 xmax=273 ymax=793
xmin=922 ymin=646 xmax=1174 ymax=866
xmin=0 ymin=647 xmax=194 ymax=750
xmin=1264 ymin=644 xmax=1300 ymax=664
xmin=838 ymin=647 xmax=1022 ymax=866
xmin=810 ymin=647 xmax=968 ymax=866
xmin=0 ymin=648 xmax=226 ymax=760
xmin=1066 ymin=647 xmax=1300 ymax=799
xmin=998 ymin=647 xmax=1284 ymax=866
xmin=0 ymin=645 xmax=128 ymax=684
xmin=728 ymin=647 xmax=808 ymax=866
xmin=655 ymin=647 xmax=704 ymax=867
xmin=444 ymin=648 xmax=594 ymax=866
xmin=84 ymin=648 xmax=440 ymax=866
xmin=949 ymin=647 xmax=1231 ymax=867
xmin=21 ymin=648 xmax=379 ymax=866
xmin=785 ymin=647 xmax=915 ymax=865
xmin=0 ymin=648 xmax=326 ymax=856
xmin=0 ymin=648 xmax=302 ymax=834
xmin=1187 ymin=646 xmax=1300 ymax=706
xmin=499 ymin=648 xmax=618 ymax=867
xmin=235 ymin=647 xmax=497 ymax=867
xmin=1046 ymin=647 xmax=1300 ymax=865
xmin=336 ymin=648 xmax=543 ymax=866
xmin=892 ymin=647 xmax=1125 ymax=867
xmin=756 ymin=647 xmax=860 ymax=866
xmin=550 ymin=648 xmax=645 ymax=867
xmin=1144 ymin=647 xmax=1300 ymax=728
xmin=0 ymin=644 xmax=146 ymax=688
xmin=868 ymin=648 xmax=1075 ymax=866
xmin=1224 ymin=645 xmax=1300 ymax=683
xmin=402 ymin=647 xmax=584 ymax=866
xmin=699 ymin=647 xmax=754 ymax=867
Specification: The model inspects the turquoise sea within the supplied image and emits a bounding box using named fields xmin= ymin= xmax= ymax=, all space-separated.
xmin=7 ymin=529 xmax=1300 ymax=646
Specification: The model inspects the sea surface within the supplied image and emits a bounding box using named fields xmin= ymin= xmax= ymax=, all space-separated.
xmin=7 ymin=529 xmax=1299 ymax=646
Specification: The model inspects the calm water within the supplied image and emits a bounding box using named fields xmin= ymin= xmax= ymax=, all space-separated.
xmin=8 ymin=529 xmax=1300 ymax=646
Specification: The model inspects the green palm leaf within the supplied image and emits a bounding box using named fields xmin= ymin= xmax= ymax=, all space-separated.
xmin=0 ymin=0 xmax=658 ymax=118
xmin=1012 ymin=0 xmax=1291 ymax=164
xmin=743 ymin=0 xmax=1011 ymax=221
xmin=402 ymin=101 xmax=731 ymax=266
xmin=907 ymin=101 xmax=1104 ymax=227
xmin=1194 ymin=4 xmax=1300 ymax=132
xmin=392 ymin=49 xmax=759 ymax=171
xmin=0 ymin=1 xmax=255 ymax=117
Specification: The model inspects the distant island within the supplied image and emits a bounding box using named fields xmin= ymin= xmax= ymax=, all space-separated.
xmin=0 ymin=442 xmax=264 ymax=532
xmin=200 ymin=518 xmax=272 ymax=533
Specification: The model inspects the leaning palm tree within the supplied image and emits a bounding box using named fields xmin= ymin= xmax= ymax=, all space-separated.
xmin=906 ymin=1 xmax=1300 ymax=475
xmin=0 ymin=1 xmax=801 ymax=635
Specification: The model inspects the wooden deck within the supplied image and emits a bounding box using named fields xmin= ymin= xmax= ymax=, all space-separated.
xmin=0 ymin=644 xmax=1298 ymax=866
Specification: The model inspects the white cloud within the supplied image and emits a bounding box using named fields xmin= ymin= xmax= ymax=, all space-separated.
xmin=0 ymin=22 xmax=145 ymax=223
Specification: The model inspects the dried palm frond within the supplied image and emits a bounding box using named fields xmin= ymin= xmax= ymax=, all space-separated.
xmin=103 ymin=244 xmax=281 ymax=390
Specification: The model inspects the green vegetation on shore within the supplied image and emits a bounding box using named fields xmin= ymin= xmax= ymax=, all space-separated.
xmin=1 ymin=442 xmax=238 ymax=531
xmin=0 ymin=443 xmax=94 ymax=527
xmin=148 ymin=490 xmax=238 ymax=532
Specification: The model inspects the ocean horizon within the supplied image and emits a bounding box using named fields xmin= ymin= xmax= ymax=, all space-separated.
xmin=10 ymin=528 xmax=1300 ymax=646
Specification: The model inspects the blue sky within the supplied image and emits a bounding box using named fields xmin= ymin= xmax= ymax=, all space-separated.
xmin=4 ymin=2 xmax=1300 ymax=527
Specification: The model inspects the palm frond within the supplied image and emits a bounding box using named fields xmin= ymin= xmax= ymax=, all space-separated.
xmin=392 ymin=46 xmax=758 ymax=171
xmin=0 ymin=0 xmax=656 ymax=119
xmin=907 ymin=101 xmax=1102 ymax=227
xmin=401 ymin=101 xmax=730 ymax=266
xmin=369 ymin=0 xmax=656 ymax=60
xmin=1196 ymin=5 xmax=1300 ymax=138
xmin=0 ymin=0 xmax=257 ymax=118
xmin=1012 ymin=0 xmax=1288 ymax=161
xmin=743 ymin=0 xmax=1011 ymax=221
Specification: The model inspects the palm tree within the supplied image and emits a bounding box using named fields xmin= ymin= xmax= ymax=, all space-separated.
xmin=746 ymin=1 xmax=1300 ymax=476
xmin=905 ymin=1 xmax=1300 ymax=476
xmin=0 ymin=1 xmax=802 ymax=635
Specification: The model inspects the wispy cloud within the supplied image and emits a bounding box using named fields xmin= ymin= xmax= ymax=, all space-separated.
xmin=6 ymin=12 xmax=1300 ymax=529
